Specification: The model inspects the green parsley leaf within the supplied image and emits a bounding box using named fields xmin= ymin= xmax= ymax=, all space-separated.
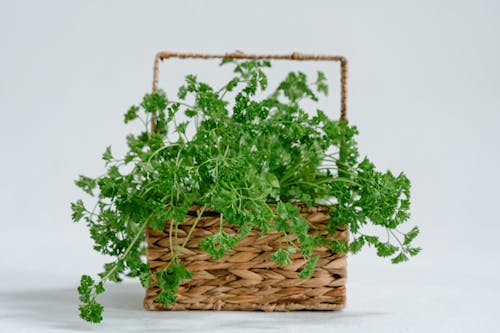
xmin=71 ymin=199 xmax=86 ymax=222
xmin=102 ymin=146 xmax=113 ymax=162
xmin=124 ymin=105 xmax=139 ymax=123
xmin=270 ymin=248 xmax=293 ymax=266
xmin=199 ymin=231 xmax=239 ymax=259
xmin=391 ymin=252 xmax=409 ymax=264
xmin=75 ymin=175 xmax=96 ymax=196
xmin=298 ymin=255 xmax=319 ymax=278
xmin=404 ymin=226 xmax=420 ymax=245
xmin=156 ymin=263 xmax=193 ymax=308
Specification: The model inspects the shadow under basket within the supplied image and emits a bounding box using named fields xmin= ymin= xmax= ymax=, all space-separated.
xmin=144 ymin=205 xmax=348 ymax=311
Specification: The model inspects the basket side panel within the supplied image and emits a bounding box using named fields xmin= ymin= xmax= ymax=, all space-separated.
xmin=144 ymin=206 xmax=348 ymax=311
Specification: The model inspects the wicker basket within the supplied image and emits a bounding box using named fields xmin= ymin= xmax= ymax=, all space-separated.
xmin=144 ymin=51 xmax=349 ymax=311
xmin=144 ymin=205 xmax=348 ymax=311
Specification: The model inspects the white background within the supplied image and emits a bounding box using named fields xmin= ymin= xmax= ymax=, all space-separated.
xmin=1 ymin=0 xmax=499 ymax=332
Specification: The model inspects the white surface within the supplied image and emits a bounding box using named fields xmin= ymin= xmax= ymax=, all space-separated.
xmin=1 ymin=0 xmax=500 ymax=332
xmin=1 ymin=228 xmax=497 ymax=332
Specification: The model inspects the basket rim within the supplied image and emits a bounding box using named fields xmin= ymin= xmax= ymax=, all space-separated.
xmin=184 ymin=203 xmax=333 ymax=216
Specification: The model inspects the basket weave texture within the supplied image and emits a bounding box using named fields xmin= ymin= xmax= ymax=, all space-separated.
xmin=144 ymin=205 xmax=348 ymax=311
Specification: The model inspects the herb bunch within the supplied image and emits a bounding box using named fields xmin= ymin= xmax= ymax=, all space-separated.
xmin=72 ymin=59 xmax=420 ymax=323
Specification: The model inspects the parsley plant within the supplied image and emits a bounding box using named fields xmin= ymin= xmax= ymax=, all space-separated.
xmin=72 ymin=59 xmax=420 ymax=323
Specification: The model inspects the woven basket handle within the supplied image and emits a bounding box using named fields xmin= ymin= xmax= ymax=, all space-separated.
xmin=151 ymin=51 xmax=348 ymax=133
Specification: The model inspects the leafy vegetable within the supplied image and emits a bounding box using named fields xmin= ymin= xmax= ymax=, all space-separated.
xmin=72 ymin=58 xmax=420 ymax=323
xmin=270 ymin=248 xmax=294 ymax=266
xmin=156 ymin=263 xmax=193 ymax=307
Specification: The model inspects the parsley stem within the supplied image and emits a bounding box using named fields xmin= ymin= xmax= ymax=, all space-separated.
xmin=282 ymin=231 xmax=302 ymax=253
xmin=169 ymin=218 xmax=175 ymax=262
xmin=389 ymin=229 xmax=405 ymax=249
xmin=147 ymin=143 xmax=181 ymax=164
xmin=181 ymin=206 xmax=207 ymax=249
xmin=101 ymin=219 xmax=148 ymax=282
xmin=167 ymin=100 xmax=196 ymax=110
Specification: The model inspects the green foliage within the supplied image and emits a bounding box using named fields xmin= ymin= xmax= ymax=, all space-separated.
xmin=71 ymin=199 xmax=85 ymax=222
xmin=298 ymin=255 xmax=320 ymax=278
xmin=315 ymin=71 xmax=329 ymax=95
xmin=349 ymin=237 xmax=365 ymax=254
xmin=270 ymin=248 xmax=293 ymax=266
xmin=329 ymin=239 xmax=349 ymax=253
xmin=155 ymin=263 xmax=193 ymax=308
xmin=124 ymin=105 xmax=139 ymax=123
xmin=404 ymin=226 xmax=420 ymax=245
xmin=199 ymin=231 xmax=239 ymax=259
xmin=72 ymin=58 xmax=419 ymax=323
xmin=77 ymin=275 xmax=104 ymax=323
xmin=102 ymin=146 xmax=113 ymax=162
xmin=75 ymin=175 xmax=96 ymax=196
